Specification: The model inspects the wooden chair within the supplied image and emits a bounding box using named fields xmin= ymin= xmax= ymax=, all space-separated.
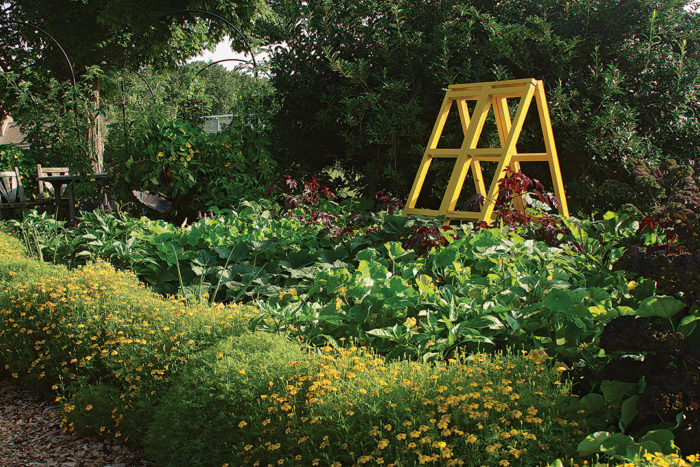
xmin=0 ymin=167 xmax=25 ymax=207
xmin=37 ymin=164 xmax=70 ymax=198
xmin=0 ymin=167 xmax=52 ymax=210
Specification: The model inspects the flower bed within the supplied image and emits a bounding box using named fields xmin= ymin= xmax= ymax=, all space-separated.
xmin=0 ymin=231 xmax=590 ymax=465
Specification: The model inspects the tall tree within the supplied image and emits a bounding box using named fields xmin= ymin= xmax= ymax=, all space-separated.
xmin=0 ymin=0 xmax=263 ymax=171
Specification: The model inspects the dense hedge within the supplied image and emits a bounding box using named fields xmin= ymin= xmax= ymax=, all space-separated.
xmin=0 ymin=230 xmax=590 ymax=465
xmin=258 ymin=0 xmax=699 ymax=213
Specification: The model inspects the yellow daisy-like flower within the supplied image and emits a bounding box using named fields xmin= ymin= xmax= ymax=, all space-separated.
xmin=238 ymin=421 xmax=247 ymax=428
xmin=377 ymin=439 xmax=389 ymax=450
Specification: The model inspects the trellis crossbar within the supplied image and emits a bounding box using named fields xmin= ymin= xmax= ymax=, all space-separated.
xmin=404 ymin=78 xmax=569 ymax=225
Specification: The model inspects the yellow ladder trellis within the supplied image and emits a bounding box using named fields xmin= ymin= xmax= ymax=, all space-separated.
xmin=404 ymin=78 xmax=569 ymax=225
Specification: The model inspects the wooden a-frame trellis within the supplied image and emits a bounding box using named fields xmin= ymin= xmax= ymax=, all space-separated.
xmin=404 ymin=78 xmax=569 ymax=225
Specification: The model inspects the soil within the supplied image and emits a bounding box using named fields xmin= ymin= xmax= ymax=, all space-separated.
xmin=0 ymin=378 xmax=152 ymax=467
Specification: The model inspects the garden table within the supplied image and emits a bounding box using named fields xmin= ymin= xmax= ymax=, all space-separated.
xmin=36 ymin=173 xmax=107 ymax=221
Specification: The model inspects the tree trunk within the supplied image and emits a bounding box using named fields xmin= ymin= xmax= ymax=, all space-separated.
xmin=86 ymin=78 xmax=104 ymax=173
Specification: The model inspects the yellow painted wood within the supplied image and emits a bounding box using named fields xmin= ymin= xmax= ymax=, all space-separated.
xmin=534 ymin=81 xmax=569 ymax=217
xmin=468 ymin=153 xmax=549 ymax=162
xmin=492 ymin=96 xmax=525 ymax=212
xmin=404 ymin=79 xmax=569 ymax=225
xmin=457 ymin=99 xmax=470 ymax=135
xmin=480 ymin=84 xmax=536 ymax=223
xmin=439 ymin=94 xmax=491 ymax=213
xmin=404 ymin=207 xmax=443 ymax=217
xmin=425 ymin=149 xmax=461 ymax=158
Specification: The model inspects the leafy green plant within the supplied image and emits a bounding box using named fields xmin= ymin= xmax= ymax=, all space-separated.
xmin=258 ymin=0 xmax=699 ymax=212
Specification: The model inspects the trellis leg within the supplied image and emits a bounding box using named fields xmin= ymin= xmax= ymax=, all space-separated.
xmin=457 ymin=99 xmax=487 ymax=203
xmin=481 ymin=85 xmax=536 ymax=223
xmin=534 ymin=81 xmax=569 ymax=217
xmin=439 ymin=93 xmax=491 ymax=219
xmin=405 ymin=94 xmax=453 ymax=211
xmin=493 ymin=96 xmax=525 ymax=213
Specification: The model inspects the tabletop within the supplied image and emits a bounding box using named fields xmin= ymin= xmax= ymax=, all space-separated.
xmin=36 ymin=173 xmax=108 ymax=183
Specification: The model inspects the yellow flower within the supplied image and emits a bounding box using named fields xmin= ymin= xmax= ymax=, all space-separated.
xmin=238 ymin=421 xmax=247 ymax=428
xmin=396 ymin=433 xmax=407 ymax=440
xmin=377 ymin=439 xmax=389 ymax=450
xmin=85 ymin=404 xmax=93 ymax=411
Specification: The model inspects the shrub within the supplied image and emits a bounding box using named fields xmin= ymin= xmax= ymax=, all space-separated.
xmin=258 ymin=0 xmax=699 ymax=213
xmin=119 ymin=118 xmax=276 ymax=217
xmin=150 ymin=338 xmax=588 ymax=466
xmin=0 ymin=145 xmax=37 ymax=192
xmin=0 ymin=231 xmax=257 ymax=441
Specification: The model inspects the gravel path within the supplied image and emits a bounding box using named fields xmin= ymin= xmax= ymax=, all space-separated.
xmin=0 ymin=378 xmax=152 ymax=467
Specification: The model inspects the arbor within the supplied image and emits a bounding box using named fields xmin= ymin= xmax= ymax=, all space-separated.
xmin=259 ymin=0 xmax=699 ymax=213
xmin=0 ymin=0 xmax=263 ymax=171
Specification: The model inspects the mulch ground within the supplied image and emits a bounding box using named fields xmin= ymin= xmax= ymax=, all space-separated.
xmin=0 ymin=378 xmax=152 ymax=466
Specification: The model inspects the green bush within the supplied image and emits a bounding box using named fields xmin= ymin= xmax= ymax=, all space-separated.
xmin=0 ymin=145 xmax=36 ymax=190
xmin=150 ymin=338 xmax=588 ymax=465
xmin=258 ymin=0 xmax=699 ymax=213
xmin=118 ymin=118 xmax=276 ymax=214
xmin=0 ymin=231 xmax=257 ymax=441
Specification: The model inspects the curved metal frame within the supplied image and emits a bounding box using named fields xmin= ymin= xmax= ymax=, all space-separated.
xmin=0 ymin=20 xmax=77 ymax=89
xmin=194 ymin=58 xmax=253 ymax=77
xmin=119 ymin=9 xmax=259 ymax=142
xmin=0 ymin=20 xmax=81 ymax=140
xmin=102 ymin=63 xmax=157 ymax=103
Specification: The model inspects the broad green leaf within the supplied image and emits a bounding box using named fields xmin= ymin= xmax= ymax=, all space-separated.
xmin=640 ymin=429 xmax=677 ymax=455
xmin=601 ymin=380 xmax=637 ymax=405
xmin=620 ymin=395 xmax=639 ymax=430
xmin=578 ymin=393 xmax=605 ymax=413
xmin=636 ymin=296 xmax=685 ymax=319
xmin=577 ymin=431 xmax=612 ymax=457
xmin=599 ymin=433 xmax=636 ymax=455
xmin=678 ymin=313 xmax=700 ymax=338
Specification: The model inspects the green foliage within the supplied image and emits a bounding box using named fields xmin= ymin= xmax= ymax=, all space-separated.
xmin=258 ymin=0 xmax=699 ymax=212
xmin=0 ymin=144 xmax=35 ymax=189
xmin=150 ymin=336 xmax=585 ymax=466
xmin=116 ymin=116 xmax=276 ymax=213
xmin=0 ymin=70 xmax=94 ymax=177
xmin=13 ymin=205 xmax=681 ymax=371
xmin=0 ymin=0 xmax=263 ymax=76
xmin=0 ymin=230 xmax=588 ymax=464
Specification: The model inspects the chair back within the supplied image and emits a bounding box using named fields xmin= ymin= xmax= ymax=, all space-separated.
xmin=37 ymin=164 xmax=70 ymax=197
xmin=0 ymin=167 xmax=26 ymax=205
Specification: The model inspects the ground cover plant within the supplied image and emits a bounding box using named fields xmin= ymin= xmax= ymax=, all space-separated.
xmin=0 ymin=230 xmax=602 ymax=465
